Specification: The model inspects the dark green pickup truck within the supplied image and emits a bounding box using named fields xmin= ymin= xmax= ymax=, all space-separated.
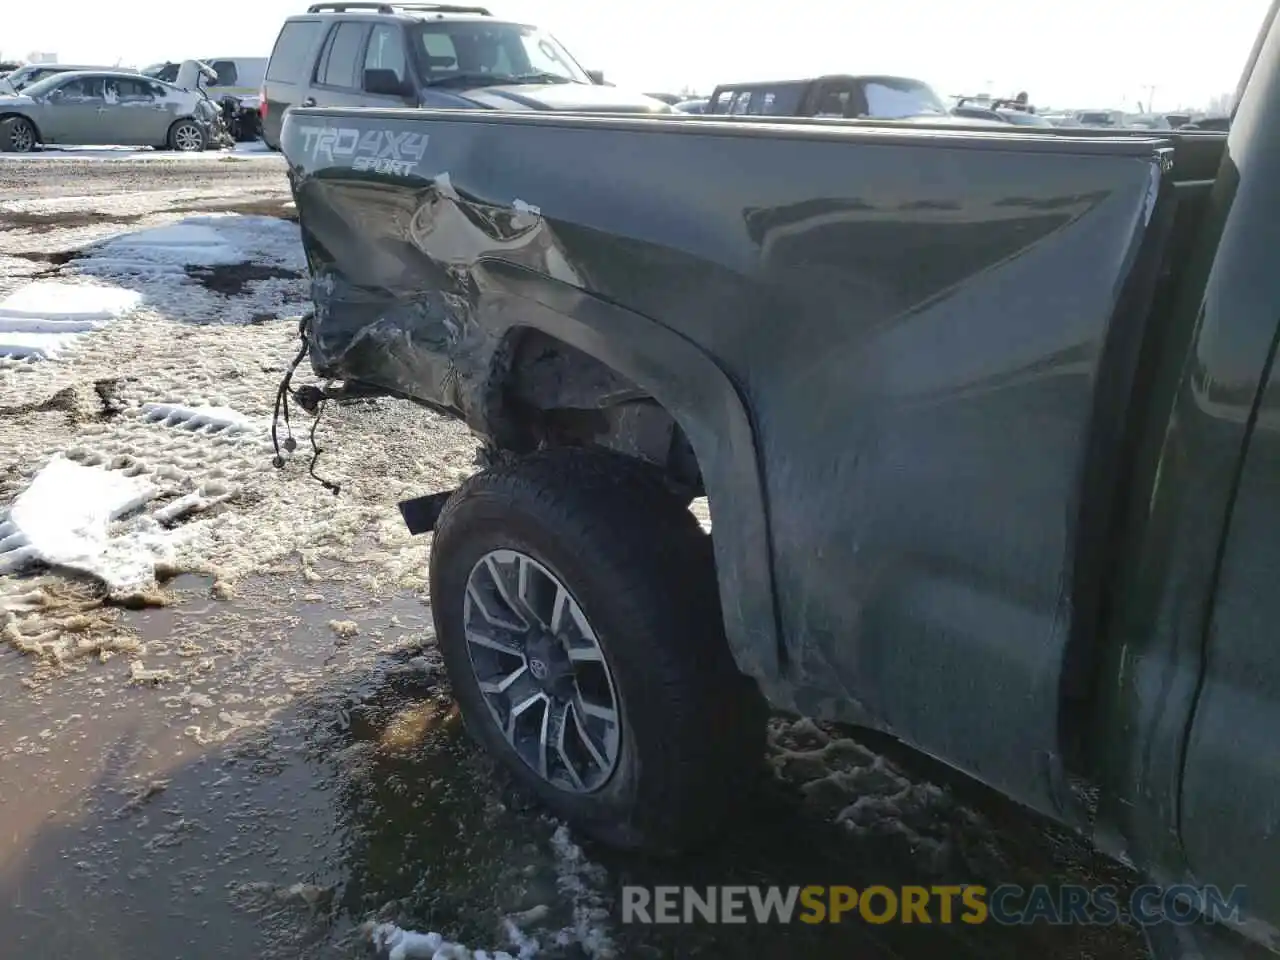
xmin=280 ymin=3 xmax=1280 ymax=955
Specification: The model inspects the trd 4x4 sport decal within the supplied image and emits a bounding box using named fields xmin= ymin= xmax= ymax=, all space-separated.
xmin=295 ymin=125 xmax=429 ymax=175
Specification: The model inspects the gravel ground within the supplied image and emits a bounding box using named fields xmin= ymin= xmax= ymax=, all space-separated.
xmin=0 ymin=153 xmax=1150 ymax=960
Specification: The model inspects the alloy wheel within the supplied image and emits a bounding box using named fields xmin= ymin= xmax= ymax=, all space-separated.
xmin=173 ymin=123 xmax=203 ymax=152
xmin=9 ymin=121 xmax=34 ymax=152
xmin=462 ymin=549 xmax=622 ymax=793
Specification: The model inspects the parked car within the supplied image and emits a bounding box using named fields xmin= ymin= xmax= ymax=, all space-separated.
xmin=953 ymin=101 xmax=1055 ymax=127
xmin=279 ymin=0 xmax=1280 ymax=953
xmin=707 ymin=74 xmax=959 ymax=122
xmin=1075 ymin=109 xmax=1119 ymax=127
xmin=142 ymin=56 xmax=267 ymax=98
xmin=1182 ymin=114 xmax=1231 ymax=131
xmin=0 ymin=63 xmax=116 ymax=95
xmin=643 ymin=92 xmax=682 ymax=105
xmin=142 ymin=57 xmax=269 ymax=142
xmin=0 ymin=70 xmax=219 ymax=152
xmin=259 ymin=1 xmax=669 ymax=149
xmin=673 ymin=97 xmax=709 ymax=113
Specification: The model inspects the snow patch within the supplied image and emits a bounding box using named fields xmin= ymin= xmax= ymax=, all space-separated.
xmin=370 ymin=924 xmax=518 ymax=960
xmin=365 ymin=826 xmax=614 ymax=960
xmin=140 ymin=402 xmax=255 ymax=435
xmin=0 ymin=281 xmax=141 ymax=360
xmin=0 ymin=331 xmax=82 ymax=360
xmin=0 ymin=282 xmax=142 ymax=322
xmin=56 ymin=214 xmax=309 ymax=325
xmin=0 ymin=455 xmax=192 ymax=593
xmin=0 ymin=143 xmax=284 ymax=163
xmin=87 ymin=221 xmax=247 ymax=269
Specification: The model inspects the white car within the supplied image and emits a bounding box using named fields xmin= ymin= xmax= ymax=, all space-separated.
xmin=0 ymin=70 xmax=219 ymax=153
xmin=0 ymin=63 xmax=115 ymax=96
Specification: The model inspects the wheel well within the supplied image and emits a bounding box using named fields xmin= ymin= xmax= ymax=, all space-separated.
xmin=491 ymin=328 xmax=704 ymax=496
xmin=0 ymin=113 xmax=42 ymax=141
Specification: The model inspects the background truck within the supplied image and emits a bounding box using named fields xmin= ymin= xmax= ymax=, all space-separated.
xmin=280 ymin=1 xmax=1280 ymax=955
xmin=258 ymin=1 xmax=669 ymax=150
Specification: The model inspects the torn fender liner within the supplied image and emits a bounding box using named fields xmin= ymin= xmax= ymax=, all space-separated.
xmin=398 ymin=490 xmax=455 ymax=535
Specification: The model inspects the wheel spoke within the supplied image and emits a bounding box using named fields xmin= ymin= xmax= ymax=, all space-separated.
xmin=516 ymin=555 xmax=550 ymax=629
xmin=484 ymin=555 xmax=530 ymax=628
xmin=550 ymin=584 xmax=569 ymax=633
xmin=504 ymin=691 xmax=545 ymax=743
xmin=466 ymin=581 xmax=523 ymax=631
xmin=568 ymin=701 xmax=610 ymax=771
xmin=478 ymin=663 xmax=528 ymax=695
xmin=536 ymin=697 xmax=551 ymax=779
xmin=577 ymin=698 xmax=618 ymax=726
xmin=567 ymin=644 xmax=603 ymax=663
xmin=554 ymin=701 xmax=586 ymax=791
xmin=464 ymin=625 xmax=521 ymax=657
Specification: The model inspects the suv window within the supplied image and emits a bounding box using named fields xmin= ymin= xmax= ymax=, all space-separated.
xmin=316 ymin=22 xmax=369 ymax=89
xmin=209 ymin=60 xmax=238 ymax=86
xmin=860 ymin=78 xmax=945 ymax=119
xmin=709 ymin=91 xmax=732 ymax=114
xmin=410 ymin=21 xmax=589 ymax=84
xmin=814 ymin=89 xmax=851 ymax=116
xmin=267 ymin=20 xmax=323 ymax=82
xmin=364 ymin=23 xmax=407 ymax=87
xmin=747 ymin=91 xmax=774 ymax=115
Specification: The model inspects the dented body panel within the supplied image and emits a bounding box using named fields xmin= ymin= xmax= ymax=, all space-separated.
xmin=283 ymin=109 xmax=1174 ymax=825
xmin=282 ymin=6 xmax=1280 ymax=948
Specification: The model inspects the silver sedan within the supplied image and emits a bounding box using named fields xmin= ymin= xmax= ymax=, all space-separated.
xmin=0 ymin=70 xmax=218 ymax=153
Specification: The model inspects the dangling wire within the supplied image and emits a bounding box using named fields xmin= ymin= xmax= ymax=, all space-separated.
xmin=269 ymin=311 xmax=341 ymax=496
xmin=307 ymin=396 xmax=341 ymax=496
xmin=272 ymin=311 xmax=313 ymax=467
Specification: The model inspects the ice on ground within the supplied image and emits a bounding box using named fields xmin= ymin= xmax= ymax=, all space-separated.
xmin=0 ymin=282 xmax=142 ymax=322
xmin=0 ymin=142 xmax=284 ymax=163
xmin=0 ymin=211 xmax=473 ymax=648
xmin=58 ymin=215 xmax=309 ymax=325
xmin=87 ymin=221 xmax=247 ymax=269
xmin=370 ymin=924 xmax=518 ymax=960
xmin=0 ymin=330 xmax=83 ymax=360
xmin=366 ymin=825 xmax=614 ymax=960
xmin=141 ymin=402 xmax=255 ymax=435
xmin=544 ymin=825 xmax=615 ymax=958
xmin=0 ymin=455 xmax=196 ymax=593
xmin=0 ymin=280 xmax=142 ymax=360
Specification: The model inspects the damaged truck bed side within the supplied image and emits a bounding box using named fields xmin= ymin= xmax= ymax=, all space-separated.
xmin=284 ymin=3 xmax=1280 ymax=952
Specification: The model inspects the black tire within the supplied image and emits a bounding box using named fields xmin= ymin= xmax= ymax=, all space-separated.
xmin=167 ymin=119 xmax=206 ymax=152
xmin=430 ymin=447 xmax=767 ymax=852
xmin=0 ymin=116 xmax=37 ymax=153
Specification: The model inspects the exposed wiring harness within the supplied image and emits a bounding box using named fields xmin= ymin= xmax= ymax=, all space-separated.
xmin=270 ymin=311 xmax=341 ymax=496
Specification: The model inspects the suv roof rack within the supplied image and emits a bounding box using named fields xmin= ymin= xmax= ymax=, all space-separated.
xmin=306 ymin=1 xmax=491 ymax=13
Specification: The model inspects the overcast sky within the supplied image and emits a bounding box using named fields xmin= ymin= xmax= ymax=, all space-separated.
xmin=4 ymin=0 xmax=1271 ymax=110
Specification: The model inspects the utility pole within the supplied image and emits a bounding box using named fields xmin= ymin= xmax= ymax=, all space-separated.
xmin=1143 ymin=84 xmax=1157 ymax=113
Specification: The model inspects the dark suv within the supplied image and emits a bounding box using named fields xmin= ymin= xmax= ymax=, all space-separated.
xmin=260 ymin=1 xmax=670 ymax=148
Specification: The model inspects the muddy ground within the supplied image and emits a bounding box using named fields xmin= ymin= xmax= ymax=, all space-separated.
xmin=0 ymin=152 xmax=1149 ymax=959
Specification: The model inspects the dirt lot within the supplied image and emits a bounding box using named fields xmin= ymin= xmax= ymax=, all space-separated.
xmin=0 ymin=150 xmax=1149 ymax=960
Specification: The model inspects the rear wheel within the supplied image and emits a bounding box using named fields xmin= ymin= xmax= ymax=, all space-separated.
xmin=0 ymin=117 xmax=37 ymax=153
xmin=430 ymin=448 xmax=767 ymax=852
xmin=168 ymin=119 xmax=205 ymax=152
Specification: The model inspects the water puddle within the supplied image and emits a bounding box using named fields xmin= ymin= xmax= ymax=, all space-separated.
xmin=0 ymin=571 xmax=1146 ymax=959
